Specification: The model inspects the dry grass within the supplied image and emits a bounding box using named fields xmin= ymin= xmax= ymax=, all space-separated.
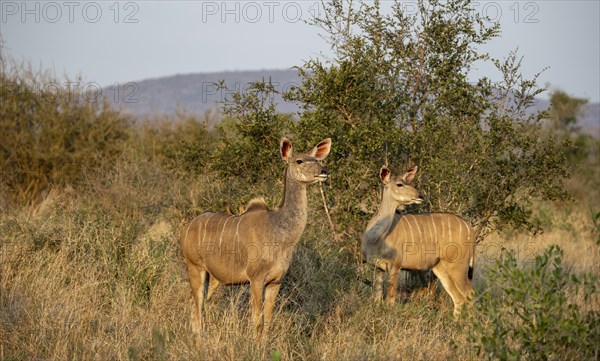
xmin=1 ymin=159 xmax=599 ymax=361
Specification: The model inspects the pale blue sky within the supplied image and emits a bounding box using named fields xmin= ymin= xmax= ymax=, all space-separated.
xmin=1 ymin=1 xmax=599 ymax=102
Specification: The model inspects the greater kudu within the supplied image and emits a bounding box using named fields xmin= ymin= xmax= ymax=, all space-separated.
xmin=361 ymin=166 xmax=475 ymax=317
xmin=181 ymin=137 xmax=332 ymax=337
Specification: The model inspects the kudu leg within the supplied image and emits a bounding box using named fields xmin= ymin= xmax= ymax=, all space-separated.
xmin=372 ymin=260 xmax=389 ymax=302
xmin=465 ymin=282 xmax=475 ymax=303
xmin=432 ymin=264 xmax=466 ymax=318
xmin=386 ymin=266 xmax=401 ymax=305
xmin=262 ymin=282 xmax=282 ymax=336
xmin=206 ymin=276 xmax=221 ymax=301
xmin=187 ymin=264 xmax=207 ymax=335
xmin=373 ymin=270 xmax=385 ymax=302
xmin=249 ymin=281 xmax=265 ymax=336
xmin=449 ymin=267 xmax=474 ymax=302
xmin=449 ymin=267 xmax=475 ymax=312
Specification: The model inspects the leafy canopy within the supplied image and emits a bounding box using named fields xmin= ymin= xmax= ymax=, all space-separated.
xmin=283 ymin=0 xmax=572 ymax=238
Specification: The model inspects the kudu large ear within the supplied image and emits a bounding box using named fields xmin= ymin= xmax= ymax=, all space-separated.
xmin=402 ymin=166 xmax=418 ymax=183
xmin=280 ymin=138 xmax=293 ymax=162
xmin=309 ymin=138 xmax=332 ymax=160
xmin=380 ymin=166 xmax=391 ymax=184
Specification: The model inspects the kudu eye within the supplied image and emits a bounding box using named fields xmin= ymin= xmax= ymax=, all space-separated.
xmin=396 ymin=183 xmax=404 ymax=187
xmin=296 ymin=159 xmax=303 ymax=164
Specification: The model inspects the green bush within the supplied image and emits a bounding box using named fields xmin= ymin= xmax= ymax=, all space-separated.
xmin=468 ymin=245 xmax=600 ymax=360
xmin=0 ymin=51 xmax=129 ymax=204
xmin=282 ymin=0 xmax=572 ymax=241
xmin=135 ymin=111 xmax=215 ymax=177
xmin=212 ymin=79 xmax=293 ymax=184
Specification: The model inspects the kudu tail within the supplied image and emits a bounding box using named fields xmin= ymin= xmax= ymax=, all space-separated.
xmin=468 ymin=251 xmax=475 ymax=280
xmin=467 ymin=240 xmax=475 ymax=281
xmin=469 ymin=223 xmax=484 ymax=281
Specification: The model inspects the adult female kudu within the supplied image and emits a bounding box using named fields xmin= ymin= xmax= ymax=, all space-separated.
xmin=181 ymin=137 xmax=332 ymax=337
xmin=361 ymin=166 xmax=476 ymax=317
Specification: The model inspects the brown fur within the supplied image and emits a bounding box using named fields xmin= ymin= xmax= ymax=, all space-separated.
xmin=181 ymin=138 xmax=332 ymax=338
xmin=361 ymin=166 xmax=476 ymax=317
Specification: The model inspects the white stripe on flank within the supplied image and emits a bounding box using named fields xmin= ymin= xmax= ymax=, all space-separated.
xmin=235 ymin=215 xmax=243 ymax=244
xmin=447 ymin=216 xmax=452 ymax=242
xmin=219 ymin=215 xmax=235 ymax=248
xmin=425 ymin=217 xmax=433 ymax=242
xmin=458 ymin=216 xmax=462 ymax=245
xmin=404 ymin=216 xmax=415 ymax=243
xmin=412 ymin=215 xmax=422 ymax=242
xmin=440 ymin=215 xmax=445 ymax=243
xmin=431 ymin=216 xmax=438 ymax=244
xmin=201 ymin=214 xmax=215 ymax=246
xmin=423 ymin=215 xmax=430 ymax=243
xmin=460 ymin=218 xmax=472 ymax=241
xmin=184 ymin=216 xmax=196 ymax=246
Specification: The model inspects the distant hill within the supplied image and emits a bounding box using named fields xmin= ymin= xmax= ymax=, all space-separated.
xmin=108 ymin=69 xmax=302 ymax=116
xmin=107 ymin=69 xmax=599 ymax=137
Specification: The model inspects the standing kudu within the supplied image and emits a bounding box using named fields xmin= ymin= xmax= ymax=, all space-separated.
xmin=181 ymin=137 xmax=331 ymax=337
xmin=361 ymin=166 xmax=476 ymax=317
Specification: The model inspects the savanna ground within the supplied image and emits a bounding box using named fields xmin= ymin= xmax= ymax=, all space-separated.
xmin=1 ymin=120 xmax=599 ymax=360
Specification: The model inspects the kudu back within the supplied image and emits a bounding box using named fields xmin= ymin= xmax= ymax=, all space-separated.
xmin=181 ymin=137 xmax=331 ymax=337
xmin=361 ymin=166 xmax=476 ymax=317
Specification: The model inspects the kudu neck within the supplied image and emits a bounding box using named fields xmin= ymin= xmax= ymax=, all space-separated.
xmin=274 ymin=167 xmax=308 ymax=241
xmin=364 ymin=191 xmax=403 ymax=244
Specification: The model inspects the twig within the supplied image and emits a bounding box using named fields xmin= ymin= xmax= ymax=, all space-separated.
xmin=319 ymin=182 xmax=336 ymax=235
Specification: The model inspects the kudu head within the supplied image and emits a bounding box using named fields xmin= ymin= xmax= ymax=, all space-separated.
xmin=379 ymin=166 xmax=424 ymax=206
xmin=280 ymin=138 xmax=331 ymax=183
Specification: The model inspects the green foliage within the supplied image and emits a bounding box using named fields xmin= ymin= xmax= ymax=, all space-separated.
xmin=137 ymin=111 xmax=215 ymax=177
xmin=281 ymin=0 xmax=572 ymax=240
xmin=549 ymin=90 xmax=588 ymax=134
xmin=545 ymin=89 xmax=600 ymax=208
xmin=0 ymin=51 xmax=129 ymax=203
xmin=212 ymin=79 xmax=293 ymax=184
xmin=547 ymin=90 xmax=594 ymax=171
xmin=468 ymin=245 xmax=600 ymax=360
xmin=270 ymin=349 xmax=282 ymax=361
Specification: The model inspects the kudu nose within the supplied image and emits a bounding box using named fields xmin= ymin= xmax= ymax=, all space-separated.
xmin=315 ymin=167 xmax=329 ymax=181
